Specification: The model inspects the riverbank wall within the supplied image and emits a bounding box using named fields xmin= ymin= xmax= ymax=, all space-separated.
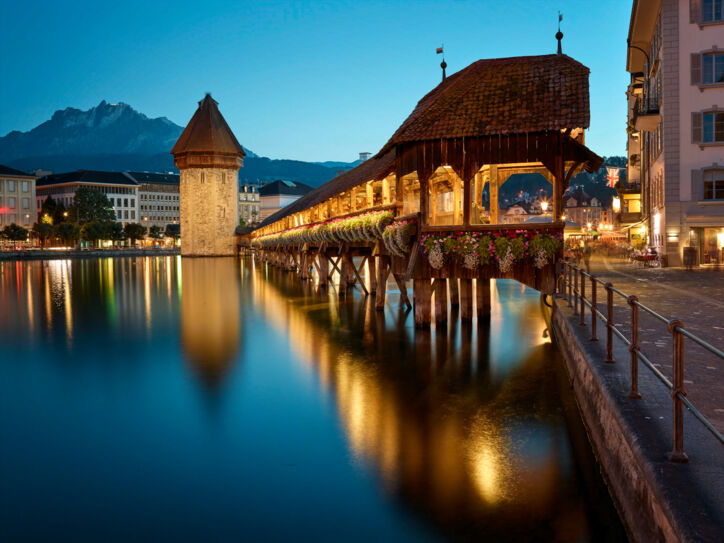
xmin=0 ymin=249 xmax=180 ymax=261
xmin=551 ymin=299 xmax=724 ymax=543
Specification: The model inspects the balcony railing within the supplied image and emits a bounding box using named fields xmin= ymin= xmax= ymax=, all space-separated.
xmin=632 ymin=95 xmax=661 ymax=132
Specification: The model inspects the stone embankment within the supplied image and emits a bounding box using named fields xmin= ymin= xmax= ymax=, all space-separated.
xmin=0 ymin=248 xmax=180 ymax=261
xmin=552 ymin=298 xmax=724 ymax=543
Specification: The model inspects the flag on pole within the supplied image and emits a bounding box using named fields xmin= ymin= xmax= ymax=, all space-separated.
xmin=559 ymin=13 xmax=563 ymax=22
xmin=606 ymin=167 xmax=620 ymax=187
xmin=436 ymin=47 xmax=443 ymax=54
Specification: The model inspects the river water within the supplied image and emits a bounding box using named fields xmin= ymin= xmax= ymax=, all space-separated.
xmin=0 ymin=256 xmax=625 ymax=542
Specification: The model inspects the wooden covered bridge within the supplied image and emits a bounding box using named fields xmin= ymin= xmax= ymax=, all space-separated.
xmin=251 ymin=53 xmax=603 ymax=327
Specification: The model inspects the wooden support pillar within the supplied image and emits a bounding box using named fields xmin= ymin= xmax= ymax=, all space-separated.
xmin=553 ymin=138 xmax=565 ymax=221
xmin=453 ymin=176 xmax=462 ymax=224
xmin=366 ymin=181 xmax=374 ymax=208
xmin=460 ymin=278 xmax=473 ymax=320
xmin=476 ymin=278 xmax=491 ymax=320
xmin=449 ymin=277 xmax=460 ymax=306
xmin=382 ymin=176 xmax=391 ymax=205
xmin=376 ymin=256 xmax=390 ymax=310
xmin=393 ymin=273 xmax=412 ymax=308
xmin=368 ymin=255 xmax=377 ymax=293
xmin=318 ymin=252 xmax=328 ymax=286
xmin=463 ymin=176 xmax=472 ymax=226
xmin=490 ymin=165 xmax=499 ymax=224
xmin=339 ymin=256 xmax=349 ymax=290
xmin=420 ymin=178 xmax=429 ymax=225
xmin=433 ymin=278 xmax=448 ymax=323
xmin=413 ymin=278 xmax=432 ymax=328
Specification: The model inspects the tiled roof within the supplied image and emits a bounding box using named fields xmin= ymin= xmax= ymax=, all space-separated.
xmin=381 ymin=54 xmax=590 ymax=152
xmin=0 ymin=164 xmax=35 ymax=178
xmin=259 ymin=180 xmax=314 ymax=197
xmin=171 ymin=94 xmax=246 ymax=156
xmin=127 ymin=171 xmax=179 ymax=185
xmin=257 ymin=150 xmax=396 ymax=228
xmin=36 ymin=170 xmax=138 ymax=187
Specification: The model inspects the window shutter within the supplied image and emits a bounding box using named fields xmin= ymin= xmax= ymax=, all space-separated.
xmin=690 ymin=0 xmax=701 ymax=23
xmin=691 ymin=169 xmax=703 ymax=200
xmin=691 ymin=53 xmax=702 ymax=84
xmin=692 ymin=112 xmax=703 ymax=143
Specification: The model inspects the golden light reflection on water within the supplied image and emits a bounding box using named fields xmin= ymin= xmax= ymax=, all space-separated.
xmin=181 ymin=258 xmax=241 ymax=385
xmin=245 ymin=260 xmax=583 ymax=534
xmin=0 ymin=257 xmax=621 ymax=540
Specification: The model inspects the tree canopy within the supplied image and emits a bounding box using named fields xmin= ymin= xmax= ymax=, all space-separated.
xmin=69 ymin=187 xmax=116 ymax=225
xmin=2 ymin=224 xmax=29 ymax=241
xmin=39 ymin=195 xmax=68 ymax=225
xmin=124 ymin=223 xmax=147 ymax=244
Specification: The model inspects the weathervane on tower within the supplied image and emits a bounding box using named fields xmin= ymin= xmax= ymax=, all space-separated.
xmin=437 ymin=44 xmax=447 ymax=81
xmin=556 ymin=12 xmax=564 ymax=55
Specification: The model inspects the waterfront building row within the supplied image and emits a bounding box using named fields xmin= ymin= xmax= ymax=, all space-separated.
xmin=0 ymin=165 xmax=37 ymax=227
xmin=626 ymin=0 xmax=724 ymax=265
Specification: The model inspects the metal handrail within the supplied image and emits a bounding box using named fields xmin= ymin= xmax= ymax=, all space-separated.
xmin=558 ymin=260 xmax=724 ymax=462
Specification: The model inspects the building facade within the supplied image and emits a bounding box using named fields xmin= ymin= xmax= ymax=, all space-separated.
xmin=259 ymin=180 xmax=313 ymax=221
xmin=128 ymin=172 xmax=180 ymax=230
xmin=172 ymin=94 xmax=245 ymax=256
xmin=627 ymin=0 xmax=724 ymax=265
xmin=0 ymin=165 xmax=36 ymax=228
xmin=239 ymin=183 xmax=261 ymax=225
xmin=35 ymin=170 xmax=139 ymax=225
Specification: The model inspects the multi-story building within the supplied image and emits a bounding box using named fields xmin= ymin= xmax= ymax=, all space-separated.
xmin=36 ymin=170 xmax=139 ymax=225
xmin=627 ymin=0 xmax=724 ymax=266
xmin=259 ymin=179 xmax=313 ymax=221
xmin=0 ymin=165 xmax=36 ymax=228
xmin=562 ymin=187 xmax=611 ymax=228
xmin=127 ymin=172 xmax=180 ymax=230
xmin=239 ymin=183 xmax=261 ymax=225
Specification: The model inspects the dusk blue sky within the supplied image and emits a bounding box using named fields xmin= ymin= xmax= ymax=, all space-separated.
xmin=1 ymin=0 xmax=631 ymax=162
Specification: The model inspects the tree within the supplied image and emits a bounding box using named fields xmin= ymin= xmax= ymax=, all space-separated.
xmin=56 ymin=222 xmax=80 ymax=246
xmin=124 ymin=223 xmax=147 ymax=245
xmin=69 ymin=187 xmax=116 ymax=226
xmin=32 ymin=222 xmax=55 ymax=247
xmin=108 ymin=222 xmax=126 ymax=244
xmin=149 ymin=225 xmax=164 ymax=240
xmin=81 ymin=220 xmax=109 ymax=246
xmin=39 ymin=195 xmax=68 ymax=225
xmin=2 ymin=223 xmax=29 ymax=242
xmin=164 ymin=223 xmax=180 ymax=240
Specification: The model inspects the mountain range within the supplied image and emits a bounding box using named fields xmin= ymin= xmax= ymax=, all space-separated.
xmin=0 ymin=101 xmax=623 ymax=202
xmin=0 ymin=101 xmax=347 ymax=187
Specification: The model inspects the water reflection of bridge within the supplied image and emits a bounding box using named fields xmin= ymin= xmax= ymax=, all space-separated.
xmin=245 ymin=259 xmax=621 ymax=540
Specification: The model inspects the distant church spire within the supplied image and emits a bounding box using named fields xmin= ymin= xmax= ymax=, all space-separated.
xmin=556 ymin=12 xmax=564 ymax=55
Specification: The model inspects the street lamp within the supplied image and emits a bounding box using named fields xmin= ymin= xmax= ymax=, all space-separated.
xmin=541 ymin=200 xmax=549 ymax=213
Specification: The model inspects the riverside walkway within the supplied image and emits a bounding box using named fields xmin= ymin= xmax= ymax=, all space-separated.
xmin=590 ymin=256 xmax=724 ymax=432
xmin=553 ymin=265 xmax=724 ymax=542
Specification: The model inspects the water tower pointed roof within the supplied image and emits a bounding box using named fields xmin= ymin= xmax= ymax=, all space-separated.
xmin=171 ymin=94 xmax=245 ymax=157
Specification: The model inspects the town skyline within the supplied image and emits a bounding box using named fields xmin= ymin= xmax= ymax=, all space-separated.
xmin=2 ymin=0 xmax=631 ymax=162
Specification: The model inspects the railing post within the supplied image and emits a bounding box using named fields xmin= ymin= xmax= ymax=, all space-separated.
xmin=590 ymin=275 xmax=598 ymax=341
xmin=567 ymin=263 xmax=572 ymax=307
xmin=627 ymin=295 xmax=642 ymax=399
xmin=667 ymin=319 xmax=688 ymax=463
xmin=579 ymin=270 xmax=586 ymax=326
xmin=573 ymin=266 xmax=579 ymax=316
xmin=604 ymin=282 xmax=615 ymax=363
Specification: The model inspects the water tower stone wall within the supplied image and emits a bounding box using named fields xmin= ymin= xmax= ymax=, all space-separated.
xmin=180 ymin=168 xmax=240 ymax=256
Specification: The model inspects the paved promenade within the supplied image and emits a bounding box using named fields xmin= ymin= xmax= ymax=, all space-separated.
xmin=583 ymin=256 xmax=724 ymax=433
